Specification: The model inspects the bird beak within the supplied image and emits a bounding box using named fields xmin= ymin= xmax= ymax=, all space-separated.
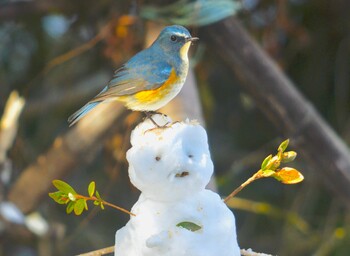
xmin=186 ymin=37 xmax=199 ymax=43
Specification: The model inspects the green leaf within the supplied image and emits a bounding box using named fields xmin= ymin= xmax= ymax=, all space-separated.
xmin=95 ymin=190 xmax=101 ymax=200
xmin=281 ymin=151 xmax=297 ymax=163
xmin=278 ymin=139 xmax=289 ymax=153
xmin=176 ymin=221 xmax=202 ymax=232
xmin=100 ymin=202 xmax=105 ymax=210
xmin=74 ymin=199 xmax=86 ymax=215
xmin=261 ymin=169 xmax=275 ymax=177
xmin=84 ymin=200 xmax=88 ymax=211
xmin=52 ymin=180 xmax=77 ymax=195
xmin=88 ymin=181 xmax=95 ymax=197
xmin=261 ymin=154 xmax=272 ymax=170
xmin=94 ymin=201 xmax=100 ymax=206
xmin=66 ymin=201 xmax=75 ymax=214
xmin=49 ymin=191 xmax=69 ymax=204
xmin=49 ymin=191 xmax=62 ymax=202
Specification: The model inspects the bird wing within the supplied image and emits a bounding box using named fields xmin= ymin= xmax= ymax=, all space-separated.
xmin=90 ymin=52 xmax=173 ymax=102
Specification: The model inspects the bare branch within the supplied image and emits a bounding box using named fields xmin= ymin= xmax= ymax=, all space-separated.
xmin=0 ymin=1 xmax=68 ymax=21
xmin=77 ymin=245 xmax=273 ymax=256
xmin=0 ymin=91 xmax=25 ymax=163
xmin=200 ymin=17 xmax=350 ymax=205
xmin=7 ymin=102 xmax=124 ymax=214
xmin=77 ymin=245 xmax=114 ymax=256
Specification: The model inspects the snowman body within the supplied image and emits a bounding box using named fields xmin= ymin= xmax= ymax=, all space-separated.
xmin=115 ymin=116 xmax=240 ymax=256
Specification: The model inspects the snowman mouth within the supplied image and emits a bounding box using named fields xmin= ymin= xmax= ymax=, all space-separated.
xmin=175 ymin=171 xmax=189 ymax=178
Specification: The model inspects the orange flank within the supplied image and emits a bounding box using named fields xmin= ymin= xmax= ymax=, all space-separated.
xmin=134 ymin=68 xmax=179 ymax=104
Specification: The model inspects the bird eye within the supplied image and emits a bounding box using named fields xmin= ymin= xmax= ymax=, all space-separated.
xmin=170 ymin=35 xmax=177 ymax=42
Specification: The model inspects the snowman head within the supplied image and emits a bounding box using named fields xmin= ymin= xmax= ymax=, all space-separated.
xmin=127 ymin=115 xmax=214 ymax=202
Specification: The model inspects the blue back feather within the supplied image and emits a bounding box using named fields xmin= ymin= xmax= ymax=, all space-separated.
xmin=68 ymin=101 xmax=101 ymax=126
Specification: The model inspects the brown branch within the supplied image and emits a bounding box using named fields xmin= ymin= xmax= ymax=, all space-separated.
xmin=24 ymin=20 xmax=113 ymax=96
xmin=101 ymin=200 xmax=135 ymax=216
xmin=75 ymin=195 xmax=135 ymax=216
xmin=0 ymin=91 xmax=25 ymax=163
xmin=200 ymin=17 xmax=350 ymax=206
xmin=7 ymin=102 xmax=125 ymax=214
xmin=0 ymin=1 xmax=68 ymax=21
xmin=43 ymin=22 xmax=112 ymax=74
xmin=77 ymin=245 xmax=114 ymax=256
xmin=223 ymin=172 xmax=262 ymax=203
xmin=25 ymin=71 xmax=111 ymax=116
xmin=77 ymin=245 xmax=273 ymax=256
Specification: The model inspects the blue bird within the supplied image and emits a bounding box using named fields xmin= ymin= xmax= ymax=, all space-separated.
xmin=68 ymin=25 xmax=198 ymax=126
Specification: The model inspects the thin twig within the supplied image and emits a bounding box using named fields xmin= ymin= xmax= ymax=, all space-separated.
xmin=75 ymin=195 xmax=136 ymax=216
xmin=223 ymin=171 xmax=262 ymax=203
xmin=43 ymin=22 xmax=111 ymax=73
xmin=201 ymin=16 xmax=350 ymax=206
xmin=24 ymin=20 xmax=114 ymax=96
xmin=77 ymin=245 xmax=274 ymax=256
xmin=77 ymin=245 xmax=115 ymax=256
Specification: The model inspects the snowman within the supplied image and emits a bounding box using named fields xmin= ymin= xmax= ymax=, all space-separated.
xmin=115 ymin=115 xmax=240 ymax=256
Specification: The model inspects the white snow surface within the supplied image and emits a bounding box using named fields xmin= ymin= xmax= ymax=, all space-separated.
xmin=115 ymin=115 xmax=240 ymax=256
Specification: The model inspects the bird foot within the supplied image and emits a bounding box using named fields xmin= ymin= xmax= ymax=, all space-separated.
xmin=144 ymin=111 xmax=170 ymax=128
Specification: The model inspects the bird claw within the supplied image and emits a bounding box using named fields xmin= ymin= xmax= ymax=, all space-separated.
xmin=144 ymin=111 xmax=170 ymax=128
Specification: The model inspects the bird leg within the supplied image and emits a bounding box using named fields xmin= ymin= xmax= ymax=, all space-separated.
xmin=144 ymin=111 xmax=170 ymax=128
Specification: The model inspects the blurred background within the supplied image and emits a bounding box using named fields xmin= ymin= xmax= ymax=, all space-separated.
xmin=1 ymin=0 xmax=350 ymax=255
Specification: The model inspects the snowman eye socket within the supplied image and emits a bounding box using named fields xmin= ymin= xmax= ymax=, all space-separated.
xmin=155 ymin=156 xmax=161 ymax=161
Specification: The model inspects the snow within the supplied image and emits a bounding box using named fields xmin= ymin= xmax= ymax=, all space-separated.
xmin=0 ymin=201 xmax=25 ymax=224
xmin=25 ymin=212 xmax=49 ymax=236
xmin=115 ymin=115 xmax=240 ymax=255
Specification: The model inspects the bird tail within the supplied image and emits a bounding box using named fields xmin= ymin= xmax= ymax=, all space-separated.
xmin=68 ymin=101 xmax=101 ymax=126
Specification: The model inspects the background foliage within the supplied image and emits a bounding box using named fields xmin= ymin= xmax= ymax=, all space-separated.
xmin=1 ymin=0 xmax=350 ymax=255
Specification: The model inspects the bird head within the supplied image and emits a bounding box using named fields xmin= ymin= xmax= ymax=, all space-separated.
xmin=153 ymin=25 xmax=198 ymax=59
